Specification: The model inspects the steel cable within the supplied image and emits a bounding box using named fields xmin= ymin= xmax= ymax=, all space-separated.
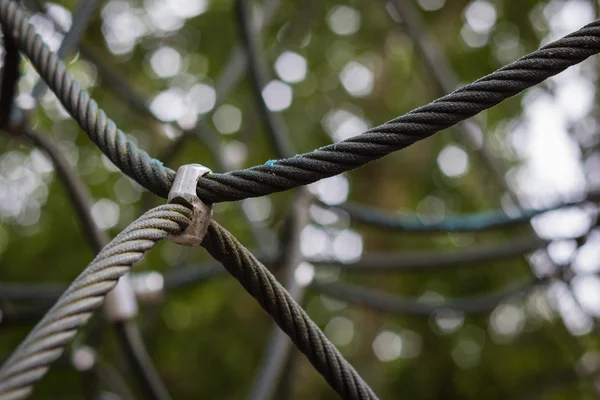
xmin=0 ymin=204 xmax=191 ymax=400
xmin=1 ymin=2 xmax=597 ymax=398
xmin=189 ymin=22 xmax=600 ymax=203
xmin=325 ymin=193 xmax=600 ymax=233
xmin=201 ymin=221 xmax=378 ymax=400
xmin=313 ymin=235 xmax=548 ymax=272
xmin=0 ymin=213 xmax=380 ymax=399
xmin=0 ymin=0 xmax=176 ymax=198
xmin=22 ymin=127 xmax=173 ymax=400
xmin=28 ymin=0 xmax=99 ymax=104
xmin=34 ymin=0 xmax=598 ymax=240
xmin=1 ymin=0 xmax=599 ymax=205
xmin=312 ymin=278 xmax=547 ymax=315
xmin=233 ymin=1 xmax=316 ymax=397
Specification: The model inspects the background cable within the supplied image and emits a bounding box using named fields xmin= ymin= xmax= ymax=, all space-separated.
xmin=324 ymin=194 xmax=600 ymax=233
xmin=312 ymin=235 xmax=549 ymax=272
xmin=0 ymin=28 xmax=19 ymax=129
xmin=311 ymin=278 xmax=548 ymax=315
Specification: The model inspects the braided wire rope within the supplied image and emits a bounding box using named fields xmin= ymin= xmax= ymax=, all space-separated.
xmin=201 ymin=221 xmax=378 ymax=400
xmin=0 ymin=0 xmax=175 ymax=198
xmin=0 ymin=214 xmax=379 ymax=399
xmin=191 ymin=20 xmax=600 ymax=203
xmin=31 ymin=0 xmax=599 ymax=237
xmin=1 ymin=0 xmax=599 ymax=398
xmin=26 ymin=127 xmax=173 ymax=400
xmin=33 ymin=0 xmax=587 ymax=237
xmin=0 ymin=205 xmax=191 ymax=400
xmin=7 ymin=1 xmax=172 ymax=393
xmin=1 ymin=0 xmax=599 ymax=205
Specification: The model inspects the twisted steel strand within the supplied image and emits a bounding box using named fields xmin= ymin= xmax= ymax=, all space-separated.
xmin=23 ymin=127 xmax=173 ymax=400
xmin=385 ymin=3 xmax=600 ymax=382
xmin=248 ymin=192 xmax=312 ymax=400
xmin=192 ymin=22 xmax=600 ymax=203
xmin=4 ymin=0 xmax=600 ymax=206
xmin=233 ymin=1 xmax=317 ymax=397
xmin=0 ymin=0 xmax=176 ymax=198
xmin=14 ymin=5 xmax=171 ymax=395
xmin=30 ymin=0 xmax=600 ymax=240
xmin=0 ymin=205 xmax=191 ymax=400
xmin=201 ymin=221 xmax=378 ymax=400
xmin=28 ymin=0 xmax=100 ymax=104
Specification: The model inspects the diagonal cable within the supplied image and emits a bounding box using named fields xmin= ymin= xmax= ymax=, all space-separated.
xmin=0 ymin=204 xmax=191 ymax=400
xmin=1 ymin=0 xmax=599 ymax=205
xmin=201 ymin=220 xmax=378 ymax=400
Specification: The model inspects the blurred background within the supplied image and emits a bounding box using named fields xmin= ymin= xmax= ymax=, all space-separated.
xmin=2 ymin=0 xmax=600 ymax=398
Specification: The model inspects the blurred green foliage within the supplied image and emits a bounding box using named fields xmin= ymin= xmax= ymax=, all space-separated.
xmin=1 ymin=0 xmax=600 ymax=399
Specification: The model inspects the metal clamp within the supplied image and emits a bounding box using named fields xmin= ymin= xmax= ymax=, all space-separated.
xmin=168 ymin=164 xmax=213 ymax=246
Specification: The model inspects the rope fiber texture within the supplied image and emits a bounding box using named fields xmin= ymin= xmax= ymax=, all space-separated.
xmin=191 ymin=22 xmax=600 ymax=203
xmin=201 ymin=221 xmax=378 ymax=400
xmin=0 ymin=205 xmax=191 ymax=400
xmin=2 ymin=0 xmax=600 ymax=205
xmin=0 ymin=0 xmax=176 ymax=198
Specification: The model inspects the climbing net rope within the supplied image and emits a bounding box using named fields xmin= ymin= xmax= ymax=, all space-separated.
xmin=1 ymin=0 xmax=600 ymax=399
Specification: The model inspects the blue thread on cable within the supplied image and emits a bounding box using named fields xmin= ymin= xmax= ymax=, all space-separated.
xmin=265 ymin=159 xmax=278 ymax=166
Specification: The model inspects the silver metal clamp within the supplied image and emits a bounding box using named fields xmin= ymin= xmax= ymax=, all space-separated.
xmin=168 ymin=164 xmax=213 ymax=246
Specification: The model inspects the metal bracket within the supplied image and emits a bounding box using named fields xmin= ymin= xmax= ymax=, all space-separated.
xmin=168 ymin=164 xmax=213 ymax=246
xmin=104 ymin=273 xmax=138 ymax=322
